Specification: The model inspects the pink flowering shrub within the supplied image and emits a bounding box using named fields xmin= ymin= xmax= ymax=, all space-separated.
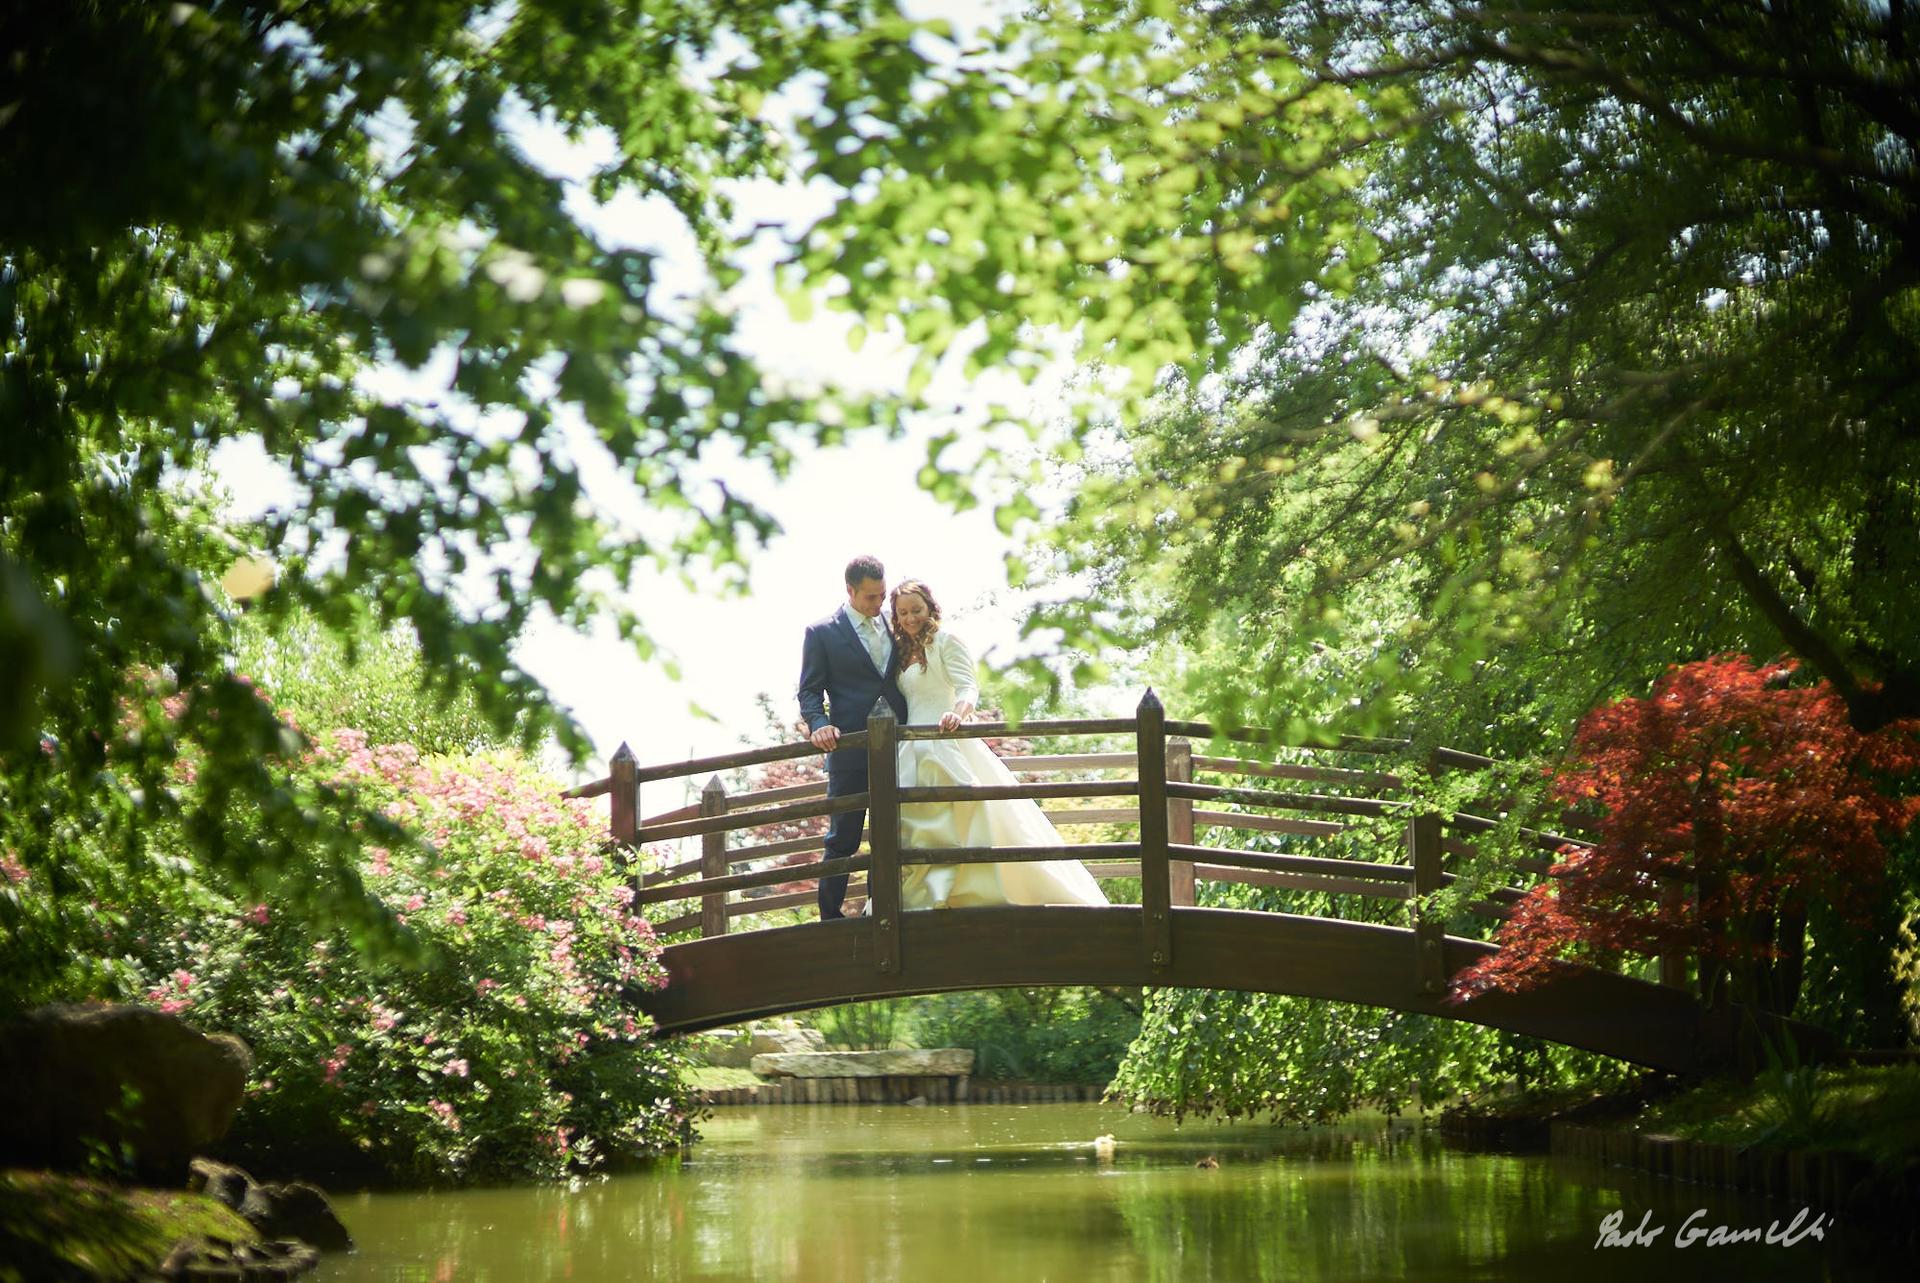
xmin=124 ymin=731 xmax=689 ymax=1184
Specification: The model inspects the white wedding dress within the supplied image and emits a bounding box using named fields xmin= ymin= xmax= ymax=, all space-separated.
xmin=893 ymin=630 xmax=1108 ymax=909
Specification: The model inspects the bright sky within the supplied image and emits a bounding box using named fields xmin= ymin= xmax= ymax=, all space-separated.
xmin=212 ymin=0 xmax=1112 ymax=797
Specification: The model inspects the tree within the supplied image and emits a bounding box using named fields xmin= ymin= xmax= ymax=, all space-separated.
xmin=795 ymin=1 xmax=1920 ymax=743
xmin=0 ymin=0 xmax=1002 ymax=947
xmin=1452 ymin=655 xmax=1920 ymax=1014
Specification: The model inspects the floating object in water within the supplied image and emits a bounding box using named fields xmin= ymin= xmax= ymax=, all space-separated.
xmin=1092 ymin=1134 xmax=1117 ymax=1161
xmin=1194 ymin=1155 xmax=1219 ymax=1170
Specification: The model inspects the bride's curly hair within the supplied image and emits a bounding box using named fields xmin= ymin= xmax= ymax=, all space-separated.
xmin=889 ymin=579 xmax=942 ymax=671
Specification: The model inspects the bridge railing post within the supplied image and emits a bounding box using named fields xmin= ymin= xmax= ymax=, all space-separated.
xmin=700 ymin=775 xmax=729 ymax=939
xmin=610 ymin=741 xmax=640 ymax=896
xmin=1167 ymin=736 xmax=1195 ymax=908
xmin=1409 ymin=810 xmax=1445 ymax=996
xmin=866 ymin=699 xmax=901 ymax=975
xmin=1136 ymin=690 xmax=1172 ymax=971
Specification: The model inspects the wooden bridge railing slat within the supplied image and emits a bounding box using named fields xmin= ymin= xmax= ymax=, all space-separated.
xmin=1040 ymin=807 xmax=1140 ymax=826
xmin=896 ymin=717 xmax=1136 ymax=741
xmin=1196 ymin=863 xmax=1411 ymax=901
xmin=1008 ymin=752 xmax=1141 ymax=772
xmin=720 ymin=833 xmax=823 ymax=863
xmin=1167 ymin=844 xmax=1414 ymax=883
xmin=635 ymin=780 xmax=834 ymax=831
xmin=1162 ymin=721 xmax=1412 ymax=755
xmin=636 ymin=792 xmax=867 ymax=844
xmin=634 ymin=734 xmax=867 ymax=785
xmin=724 ymin=779 xmax=831 ymax=809
xmin=642 ymin=855 xmax=702 ymax=886
xmin=630 ymin=854 xmax=871 ymax=907
xmin=898 ymin=843 xmax=1142 ymax=866
xmin=1166 ymin=781 xmax=1404 ymax=819
xmin=1191 ymin=809 xmax=1344 ymax=838
xmin=898 ymin=781 xmax=1142 ymax=803
xmin=1084 ymin=861 xmax=1142 ymax=879
xmin=1444 ymin=810 xmax=1596 ymax=853
xmin=1191 ymin=754 xmax=1402 ymax=792
xmin=655 ymin=880 xmax=873 ymax=935
xmin=642 ymin=836 xmax=831 ymax=889
xmin=639 ymin=800 xmax=701 ymax=827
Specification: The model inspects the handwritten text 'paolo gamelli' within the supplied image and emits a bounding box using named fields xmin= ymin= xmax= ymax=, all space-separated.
xmin=1595 ymin=1207 xmax=1829 ymax=1249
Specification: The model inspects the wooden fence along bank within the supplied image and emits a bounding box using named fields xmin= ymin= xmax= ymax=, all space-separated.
xmin=693 ymin=1079 xmax=1108 ymax=1107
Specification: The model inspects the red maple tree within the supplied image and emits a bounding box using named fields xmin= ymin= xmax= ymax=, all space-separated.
xmin=1452 ymin=655 xmax=1920 ymax=1013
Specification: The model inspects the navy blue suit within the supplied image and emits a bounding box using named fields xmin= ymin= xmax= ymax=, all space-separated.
xmin=797 ymin=607 xmax=908 ymax=918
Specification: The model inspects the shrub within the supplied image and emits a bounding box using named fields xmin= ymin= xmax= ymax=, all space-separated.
xmin=114 ymin=732 xmax=689 ymax=1184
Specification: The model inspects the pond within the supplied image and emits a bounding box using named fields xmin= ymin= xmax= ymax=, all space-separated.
xmin=317 ymin=1104 xmax=1894 ymax=1281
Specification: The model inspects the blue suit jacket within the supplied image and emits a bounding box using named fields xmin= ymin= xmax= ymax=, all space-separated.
xmin=797 ymin=608 xmax=908 ymax=773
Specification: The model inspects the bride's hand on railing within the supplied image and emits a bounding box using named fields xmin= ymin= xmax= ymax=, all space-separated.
xmin=940 ymin=701 xmax=974 ymax=732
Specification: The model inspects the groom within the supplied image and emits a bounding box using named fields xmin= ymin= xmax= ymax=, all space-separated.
xmin=797 ymin=555 xmax=909 ymax=919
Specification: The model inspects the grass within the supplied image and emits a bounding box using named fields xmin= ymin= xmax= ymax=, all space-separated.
xmin=0 ymin=1169 xmax=259 ymax=1283
xmin=684 ymin=1065 xmax=768 ymax=1091
xmin=1634 ymin=1064 xmax=1920 ymax=1166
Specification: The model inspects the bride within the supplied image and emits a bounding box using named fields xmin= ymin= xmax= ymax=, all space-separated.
xmin=886 ymin=579 xmax=1108 ymax=909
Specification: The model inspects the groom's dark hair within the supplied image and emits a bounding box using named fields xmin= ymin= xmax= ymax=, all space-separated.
xmin=844 ymin=554 xmax=885 ymax=587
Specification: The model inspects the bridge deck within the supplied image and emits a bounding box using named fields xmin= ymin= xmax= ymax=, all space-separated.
xmin=637 ymin=905 xmax=1815 ymax=1076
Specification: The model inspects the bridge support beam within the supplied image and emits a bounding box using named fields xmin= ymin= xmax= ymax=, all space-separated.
xmin=611 ymin=742 xmax=639 ymax=899
xmin=637 ymin=906 xmax=1833 ymax=1076
xmin=1167 ymin=737 xmax=1195 ymax=907
xmin=1136 ymin=690 xmax=1172 ymax=971
xmin=700 ymin=776 xmax=729 ymax=939
xmin=867 ymin=700 xmax=902 ymax=976
xmin=1409 ymin=811 xmax=1446 ymax=996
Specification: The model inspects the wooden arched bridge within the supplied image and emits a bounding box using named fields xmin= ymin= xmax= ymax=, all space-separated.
xmin=565 ymin=693 xmax=1822 ymax=1076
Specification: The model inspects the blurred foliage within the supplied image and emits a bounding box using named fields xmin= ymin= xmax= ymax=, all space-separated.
xmin=1110 ymin=877 xmax=1637 ymax=1122
xmin=973 ymin=2 xmax=1920 ymax=745
xmin=911 ymin=986 xmax=1142 ymax=1084
xmin=816 ymin=1000 xmax=910 ymax=1052
xmin=0 ymin=0 xmax=971 ymax=953
xmin=231 ymin=608 xmax=504 ymax=756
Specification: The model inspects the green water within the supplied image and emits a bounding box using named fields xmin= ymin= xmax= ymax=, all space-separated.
xmin=317 ymin=1104 xmax=1890 ymax=1282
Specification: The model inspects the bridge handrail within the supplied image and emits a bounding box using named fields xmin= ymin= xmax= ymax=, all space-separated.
xmin=567 ymin=688 xmax=1689 ymax=991
xmin=634 ymin=791 xmax=869 ymax=845
xmin=633 ymin=838 xmax=1431 ymax=912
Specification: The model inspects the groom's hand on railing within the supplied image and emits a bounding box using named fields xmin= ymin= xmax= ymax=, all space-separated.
xmin=810 ymin=725 xmax=840 ymax=751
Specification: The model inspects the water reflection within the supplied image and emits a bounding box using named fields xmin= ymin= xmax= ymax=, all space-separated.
xmin=318 ymin=1105 xmax=1892 ymax=1282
